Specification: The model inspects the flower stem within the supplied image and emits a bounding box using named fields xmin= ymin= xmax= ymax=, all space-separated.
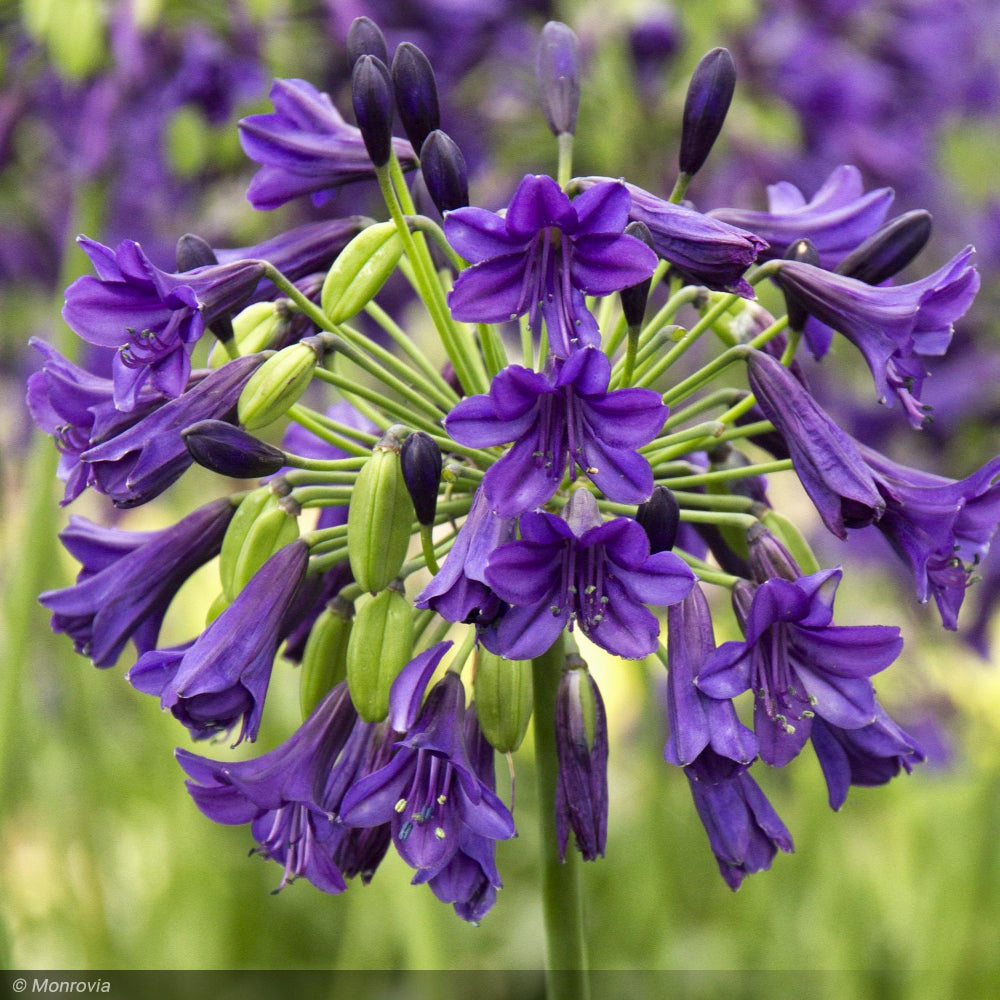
xmin=531 ymin=634 xmax=590 ymax=998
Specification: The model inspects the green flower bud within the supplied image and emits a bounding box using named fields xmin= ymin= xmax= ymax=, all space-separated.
xmin=347 ymin=429 xmax=414 ymax=594
xmin=218 ymin=486 xmax=298 ymax=599
xmin=299 ymin=596 xmax=354 ymax=718
xmin=473 ymin=650 xmax=533 ymax=752
xmin=758 ymin=508 xmax=821 ymax=576
xmin=237 ymin=338 xmax=321 ymax=431
xmin=321 ymin=220 xmax=404 ymax=324
xmin=346 ymin=584 xmax=415 ymax=722
xmin=210 ymin=302 xmax=289 ymax=367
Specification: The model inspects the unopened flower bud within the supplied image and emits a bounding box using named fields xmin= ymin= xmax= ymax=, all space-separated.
xmin=182 ymin=419 xmax=286 ymax=479
xmin=536 ymin=21 xmax=580 ymax=137
xmin=781 ymin=238 xmax=820 ymax=332
xmin=299 ymin=595 xmax=354 ymax=717
xmin=473 ymin=650 xmax=533 ymax=752
xmin=400 ymin=431 xmax=443 ymax=526
xmin=347 ymin=428 xmax=414 ymax=593
xmin=175 ymin=233 xmax=236 ymax=344
xmin=678 ymin=47 xmax=736 ymax=177
xmin=758 ymin=508 xmax=822 ymax=576
xmin=835 ymin=210 xmax=933 ymax=286
xmin=237 ymin=338 xmax=321 ymax=431
xmin=392 ymin=42 xmax=440 ymax=154
xmin=619 ymin=221 xmax=655 ymax=329
xmin=420 ymin=130 xmax=469 ymax=213
xmin=352 ymin=55 xmax=395 ymax=168
xmin=347 ymin=16 xmax=388 ymax=65
xmin=555 ymin=661 xmax=608 ymax=861
xmin=746 ymin=522 xmax=802 ymax=583
xmin=636 ymin=485 xmax=680 ymax=554
xmin=321 ymin=220 xmax=403 ymax=323
xmin=346 ymin=583 xmax=414 ymax=722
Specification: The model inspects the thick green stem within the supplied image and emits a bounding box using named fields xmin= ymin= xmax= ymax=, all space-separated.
xmin=531 ymin=635 xmax=590 ymax=997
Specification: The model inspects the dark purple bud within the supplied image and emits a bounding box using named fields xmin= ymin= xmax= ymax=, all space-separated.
xmin=636 ymin=484 xmax=680 ymax=554
xmin=692 ymin=523 xmax=752 ymax=578
xmin=536 ymin=21 xmax=580 ymax=137
xmin=347 ymin=16 xmax=388 ymax=65
xmin=781 ymin=238 xmax=820 ymax=332
xmin=175 ymin=233 xmax=218 ymax=272
xmin=400 ymin=431 xmax=443 ymax=526
xmin=835 ymin=210 xmax=933 ymax=286
xmin=746 ymin=522 xmax=802 ymax=582
xmin=392 ymin=42 xmax=440 ymax=155
xmin=679 ymin=47 xmax=736 ymax=176
xmin=176 ymin=234 xmax=235 ymax=343
xmin=619 ymin=221 xmax=655 ymax=329
xmin=420 ymin=130 xmax=469 ymax=214
xmin=352 ymin=55 xmax=395 ymax=168
xmin=182 ymin=419 xmax=286 ymax=479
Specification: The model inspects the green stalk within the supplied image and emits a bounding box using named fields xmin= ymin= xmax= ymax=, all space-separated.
xmin=657 ymin=458 xmax=793 ymax=489
xmin=557 ymin=132 xmax=574 ymax=189
xmin=531 ymin=634 xmax=590 ymax=998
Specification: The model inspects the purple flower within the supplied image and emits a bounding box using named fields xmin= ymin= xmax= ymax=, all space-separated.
xmin=26 ymin=338 xmax=162 ymax=504
xmin=746 ymin=349 xmax=885 ymax=538
xmin=79 ymin=354 xmax=266 ymax=508
xmin=412 ymin=711 xmax=505 ymax=923
xmin=38 ymin=498 xmax=235 ymax=668
xmin=445 ymin=175 xmax=656 ymax=357
xmin=63 ymin=238 xmax=266 ymax=410
xmin=858 ymin=445 xmax=1000 ymax=630
xmin=554 ymin=665 xmax=608 ymax=862
xmin=578 ymin=177 xmax=767 ymax=296
xmin=699 ymin=571 xmax=903 ymax=767
xmin=811 ymin=708 xmax=924 ymax=811
xmin=446 ymin=347 xmax=667 ymax=515
xmin=128 ymin=540 xmax=310 ymax=744
xmin=238 ymin=78 xmax=417 ymax=210
xmin=711 ymin=164 xmax=893 ymax=269
xmin=340 ymin=646 xmax=516 ymax=876
xmin=482 ymin=490 xmax=695 ymax=660
xmin=415 ymin=485 xmax=516 ymax=624
xmin=773 ymin=247 xmax=980 ymax=425
xmin=664 ymin=585 xmax=757 ymax=772
xmin=176 ymin=683 xmax=360 ymax=893
xmin=686 ymin=766 xmax=793 ymax=890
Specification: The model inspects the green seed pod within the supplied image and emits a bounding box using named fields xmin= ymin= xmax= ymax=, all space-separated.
xmin=473 ymin=650 xmax=533 ymax=752
xmin=347 ymin=429 xmax=413 ymax=593
xmin=209 ymin=302 xmax=288 ymax=368
xmin=237 ymin=338 xmax=320 ymax=431
xmin=321 ymin=220 xmax=403 ymax=324
xmin=346 ymin=584 xmax=414 ymax=722
xmin=205 ymin=590 xmax=231 ymax=624
xmin=299 ymin=596 xmax=354 ymax=718
xmin=230 ymin=504 xmax=301 ymax=597
xmin=218 ymin=486 xmax=276 ymax=598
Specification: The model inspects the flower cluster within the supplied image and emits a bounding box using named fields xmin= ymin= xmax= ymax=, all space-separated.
xmin=29 ymin=14 xmax=995 ymax=935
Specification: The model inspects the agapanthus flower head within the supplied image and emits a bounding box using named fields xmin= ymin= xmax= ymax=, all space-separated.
xmin=773 ymin=246 xmax=980 ymax=425
xmin=176 ymin=683 xmax=361 ymax=894
xmin=482 ymin=490 xmax=695 ymax=660
xmin=685 ymin=766 xmax=793 ymax=890
xmin=38 ymin=498 xmax=235 ymax=668
xmin=583 ymin=178 xmax=767 ymax=296
xmin=415 ymin=485 xmax=516 ymax=625
xmin=128 ymin=540 xmax=310 ymax=744
xmin=445 ymin=346 xmax=667 ymax=516
xmin=238 ymin=77 xmax=416 ymax=210
xmin=63 ymin=237 xmax=266 ymax=410
xmin=340 ymin=646 xmax=516 ymax=881
xmin=445 ymin=175 xmax=657 ymax=358
xmin=811 ymin=708 xmax=924 ymax=811
xmin=698 ymin=569 xmax=904 ymax=767
xmin=554 ymin=660 xmax=608 ymax=861
xmin=710 ymin=164 xmax=894 ymax=269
